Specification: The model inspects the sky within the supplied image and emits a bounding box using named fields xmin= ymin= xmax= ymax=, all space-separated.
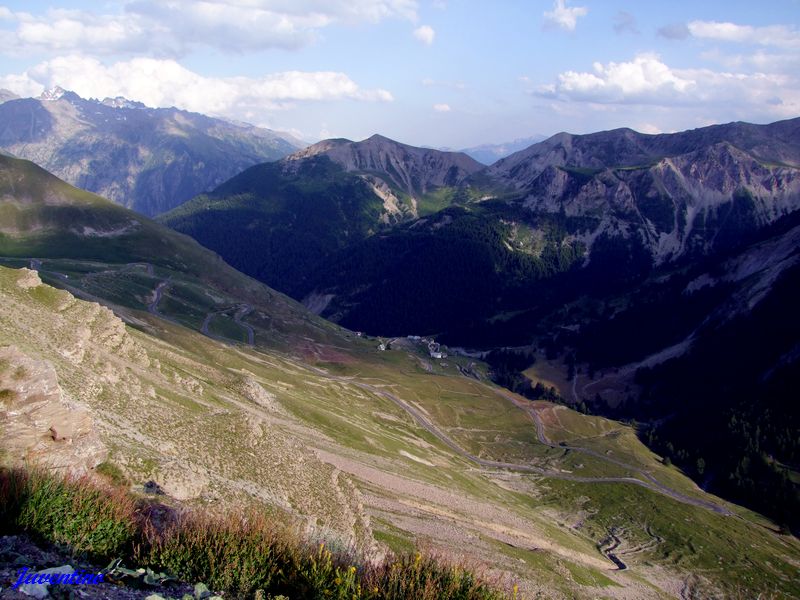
xmin=0 ymin=1 xmax=797 ymax=148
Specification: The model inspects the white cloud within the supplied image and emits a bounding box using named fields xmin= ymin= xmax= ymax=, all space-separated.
xmin=0 ymin=1 xmax=419 ymax=57
xmin=542 ymin=54 xmax=695 ymax=102
xmin=637 ymin=123 xmax=662 ymax=135
xmin=538 ymin=53 xmax=800 ymax=119
xmin=700 ymin=48 xmax=800 ymax=74
xmin=0 ymin=56 xmax=393 ymax=118
xmin=433 ymin=103 xmax=450 ymax=112
xmin=543 ymin=0 xmax=588 ymax=32
xmin=413 ymin=25 xmax=435 ymax=45
xmin=687 ymin=20 xmax=800 ymax=49
xmin=0 ymin=72 xmax=42 ymax=98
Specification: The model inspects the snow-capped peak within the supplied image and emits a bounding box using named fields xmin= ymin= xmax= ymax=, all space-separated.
xmin=101 ymin=96 xmax=146 ymax=110
xmin=39 ymin=86 xmax=67 ymax=102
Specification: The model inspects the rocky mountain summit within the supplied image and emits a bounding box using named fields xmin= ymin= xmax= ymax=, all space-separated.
xmin=0 ymin=88 xmax=304 ymax=216
xmin=287 ymin=134 xmax=483 ymax=200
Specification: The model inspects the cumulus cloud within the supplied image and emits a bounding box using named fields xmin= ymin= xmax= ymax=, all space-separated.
xmin=0 ymin=1 xmax=419 ymax=57
xmin=543 ymin=0 xmax=588 ymax=32
xmin=413 ymin=25 xmax=435 ymax=45
xmin=540 ymin=54 xmax=695 ymax=103
xmin=538 ymin=53 xmax=800 ymax=118
xmin=433 ymin=103 xmax=450 ymax=112
xmin=0 ymin=56 xmax=393 ymax=118
xmin=686 ymin=21 xmax=800 ymax=49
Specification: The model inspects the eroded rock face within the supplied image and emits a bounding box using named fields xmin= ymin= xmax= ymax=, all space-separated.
xmin=0 ymin=345 xmax=107 ymax=473
xmin=14 ymin=268 xmax=41 ymax=290
xmin=489 ymin=119 xmax=800 ymax=263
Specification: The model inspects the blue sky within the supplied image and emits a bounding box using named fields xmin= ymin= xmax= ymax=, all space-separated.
xmin=0 ymin=1 xmax=797 ymax=147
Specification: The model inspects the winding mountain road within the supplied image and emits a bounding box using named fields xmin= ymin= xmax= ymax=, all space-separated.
xmin=493 ymin=388 xmax=730 ymax=515
xmin=148 ymin=279 xmax=170 ymax=317
xmin=200 ymin=303 xmax=255 ymax=345
xmin=310 ymin=367 xmax=731 ymax=517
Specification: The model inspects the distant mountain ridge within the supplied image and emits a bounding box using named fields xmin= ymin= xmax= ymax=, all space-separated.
xmin=491 ymin=119 xmax=800 ymax=180
xmin=159 ymin=134 xmax=488 ymax=296
xmin=0 ymin=88 xmax=305 ymax=216
xmin=488 ymin=117 xmax=800 ymax=263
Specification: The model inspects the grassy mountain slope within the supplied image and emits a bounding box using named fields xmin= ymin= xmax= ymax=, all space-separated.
xmin=2 ymin=265 xmax=800 ymax=599
xmin=158 ymin=136 xmax=489 ymax=299
xmin=157 ymin=119 xmax=800 ymax=535
xmin=159 ymin=156 xmax=388 ymax=295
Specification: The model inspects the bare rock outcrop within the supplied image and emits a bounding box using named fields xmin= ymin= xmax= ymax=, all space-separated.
xmin=0 ymin=345 xmax=107 ymax=473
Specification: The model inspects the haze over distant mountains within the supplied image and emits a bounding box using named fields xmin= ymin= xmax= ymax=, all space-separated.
xmin=460 ymin=135 xmax=547 ymax=165
xmin=0 ymin=88 xmax=304 ymax=216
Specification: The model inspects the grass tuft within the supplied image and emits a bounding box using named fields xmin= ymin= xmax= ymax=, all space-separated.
xmin=0 ymin=467 xmax=137 ymax=560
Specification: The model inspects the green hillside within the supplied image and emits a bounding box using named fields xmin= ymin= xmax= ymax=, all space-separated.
xmin=0 ymin=154 xmax=342 ymax=351
xmin=159 ymin=156 xmax=388 ymax=295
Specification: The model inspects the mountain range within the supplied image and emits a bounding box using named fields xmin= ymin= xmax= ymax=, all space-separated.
xmin=0 ymin=88 xmax=304 ymax=216
xmin=1 ymin=104 xmax=799 ymax=598
xmin=162 ymin=117 xmax=800 ymax=337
